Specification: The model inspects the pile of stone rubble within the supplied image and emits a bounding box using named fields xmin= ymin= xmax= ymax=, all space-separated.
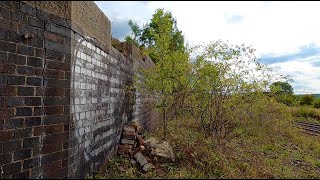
xmin=117 ymin=122 xmax=175 ymax=172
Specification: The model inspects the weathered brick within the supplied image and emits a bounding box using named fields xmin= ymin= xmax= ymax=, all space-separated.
xmin=0 ymin=51 xmax=7 ymax=62
xmin=34 ymin=48 xmax=45 ymax=58
xmin=65 ymin=54 xmax=71 ymax=64
xmin=12 ymin=170 xmax=30 ymax=179
xmin=6 ymin=97 xmax=25 ymax=106
xmin=44 ymin=69 xmax=64 ymax=79
xmin=23 ymin=137 xmax=39 ymax=148
xmin=27 ymin=56 xmax=43 ymax=67
xmin=2 ymin=161 xmax=21 ymax=175
xmin=44 ymin=97 xmax=68 ymax=106
xmin=63 ymin=105 xmax=70 ymax=114
xmin=43 ymin=115 xmax=69 ymax=125
xmin=17 ymin=65 xmax=35 ymax=75
xmin=41 ymin=151 xmax=61 ymax=165
xmin=41 ymin=142 xmax=63 ymax=155
xmin=45 ymin=22 xmax=71 ymax=38
xmin=0 ymin=6 xmax=10 ymax=19
xmin=28 ymin=16 xmax=44 ymax=28
xmin=62 ymin=158 xmax=68 ymax=167
xmin=26 ymin=77 xmax=42 ymax=86
xmin=122 ymin=130 xmax=136 ymax=140
xmin=17 ymin=44 xmax=33 ymax=56
xmin=0 ymin=86 xmax=17 ymax=96
xmin=45 ymin=49 xmax=65 ymax=62
xmin=0 ymin=29 xmax=21 ymax=43
xmin=64 ymin=89 xmax=70 ymax=96
xmin=34 ymin=124 xmax=63 ymax=136
xmin=23 ymin=157 xmax=39 ymax=169
xmin=25 ymin=116 xmax=41 ymax=127
xmin=0 ymin=40 xmax=16 ymax=53
xmin=7 ymin=75 xmax=25 ymax=85
xmin=42 ymin=87 xmax=65 ymax=96
xmin=0 ymin=1 xmax=20 ymax=11
xmin=3 ymin=139 xmax=22 ymax=152
xmin=6 ymin=118 xmax=24 ymax=129
xmin=15 ymin=127 xmax=32 ymax=138
xmin=22 ymin=36 xmax=43 ymax=49
xmin=43 ymin=132 xmax=68 ymax=145
xmin=0 ymin=107 xmax=14 ymax=119
xmin=8 ymin=53 xmax=26 ymax=65
xmin=2 ymin=175 xmax=12 ymax=179
xmin=0 ymin=63 xmax=16 ymax=73
xmin=18 ymin=86 xmax=34 ymax=96
xmin=20 ymin=3 xmax=36 ymax=16
xmin=33 ymin=107 xmax=44 ymax=116
xmin=16 ymin=107 xmax=32 ymax=116
xmin=46 ymin=60 xmax=69 ymax=71
xmin=25 ymin=97 xmax=41 ymax=106
xmin=41 ymin=160 xmax=62 ymax=173
xmin=46 ymin=79 xmax=69 ymax=88
xmin=0 ymin=74 xmax=6 ymax=85
xmin=44 ymin=31 xmax=64 ymax=44
xmin=44 ymin=106 xmax=64 ymax=115
xmin=37 ymin=9 xmax=70 ymax=28
xmin=0 ymin=18 xmax=19 ymax=32
xmin=0 ymin=97 xmax=4 ymax=107
xmin=11 ymin=10 xmax=27 ymax=23
xmin=14 ymin=148 xmax=32 ymax=161
xmin=44 ymin=40 xmax=70 ymax=54
xmin=63 ymin=124 xmax=69 ymax=132
xmin=0 ymin=130 xmax=15 ymax=141
xmin=0 ymin=153 xmax=13 ymax=164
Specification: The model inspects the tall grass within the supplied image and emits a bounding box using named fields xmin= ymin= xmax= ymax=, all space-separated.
xmin=96 ymin=100 xmax=320 ymax=179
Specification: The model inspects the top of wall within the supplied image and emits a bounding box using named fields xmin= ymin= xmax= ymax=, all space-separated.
xmin=23 ymin=1 xmax=111 ymax=50
xmin=111 ymin=38 xmax=155 ymax=69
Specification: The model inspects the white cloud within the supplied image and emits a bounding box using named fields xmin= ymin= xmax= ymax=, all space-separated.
xmin=95 ymin=1 xmax=320 ymax=93
xmin=269 ymin=55 xmax=320 ymax=94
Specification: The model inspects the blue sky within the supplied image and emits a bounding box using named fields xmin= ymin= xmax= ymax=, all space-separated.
xmin=95 ymin=1 xmax=320 ymax=94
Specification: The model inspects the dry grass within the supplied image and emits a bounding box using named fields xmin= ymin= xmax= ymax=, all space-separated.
xmin=92 ymin=104 xmax=320 ymax=179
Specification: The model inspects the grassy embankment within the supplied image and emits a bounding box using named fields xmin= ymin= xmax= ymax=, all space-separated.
xmin=91 ymin=103 xmax=320 ymax=179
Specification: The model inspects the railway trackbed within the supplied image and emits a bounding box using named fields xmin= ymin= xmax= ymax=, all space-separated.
xmin=294 ymin=121 xmax=320 ymax=136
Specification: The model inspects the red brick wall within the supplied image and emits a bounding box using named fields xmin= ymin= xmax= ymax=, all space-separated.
xmin=0 ymin=2 xmax=70 ymax=178
xmin=0 ymin=1 xmax=158 ymax=179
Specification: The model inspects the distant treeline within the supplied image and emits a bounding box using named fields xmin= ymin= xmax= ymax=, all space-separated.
xmin=296 ymin=94 xmax=320 ymax=98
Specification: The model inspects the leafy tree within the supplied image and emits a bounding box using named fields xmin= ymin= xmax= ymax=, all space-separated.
xmin=186 ymin=40 xmax=274 ymax=140
xmin=125 ymin=20 xmax=142 ymax=47
xmin=313 ymin=98 xmax=320 ymax=108
xmin=126 ymin=9 xmax=185 ymax=64
xmin=300 ymin=94 xmax=315 ymax=105
xmin=269 ymin=81 xmax=293 ymax=94
xmin=273 ymin=94 xmax=299 ymax=106
xmin=134 ymin=9 xmax=190 ymax=140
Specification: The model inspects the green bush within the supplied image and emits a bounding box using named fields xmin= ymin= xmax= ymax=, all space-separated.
xmin=300 ymin=94 xmax=315 ymax=105
xmin=274 ymin=94 xmax=299 ymax=106
xmin=314 ymin=99 xmax=320 ymax=109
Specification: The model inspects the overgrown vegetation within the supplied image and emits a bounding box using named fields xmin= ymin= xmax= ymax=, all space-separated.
xmin=95 ymin=8 xmax=320 ymax=179
xmin=300 ymin=94 xmax=316 ymax=105
xmin=314 ymin=98 xmax=320 ymax=109
xmin=96 ymin=99 xmax=320 ymax=179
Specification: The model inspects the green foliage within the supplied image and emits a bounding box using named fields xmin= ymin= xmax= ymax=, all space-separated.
xmin=290 ymin=106 xmax=320 ymax=120
xmin=300 ymin=94 xmax=315 ymax=105
xmin=125 ymin=9 xmax=185 ymax=64
xmin=131 ymin=8 xmax=191 ymax=140
xmin=273 ymin=94 xmax=299 ymax=106
xmin=270 ymin=81 xmax=293 ymax=94
xmin=313 ymin=98 xmax=320 ymax=108
xmin=125 ymin=19 xmax=142 ymax=47
xmin=186 ymin=40 xmax=274 ymax=140
xmin=98 ymin=103 xmax=320 ymax=179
